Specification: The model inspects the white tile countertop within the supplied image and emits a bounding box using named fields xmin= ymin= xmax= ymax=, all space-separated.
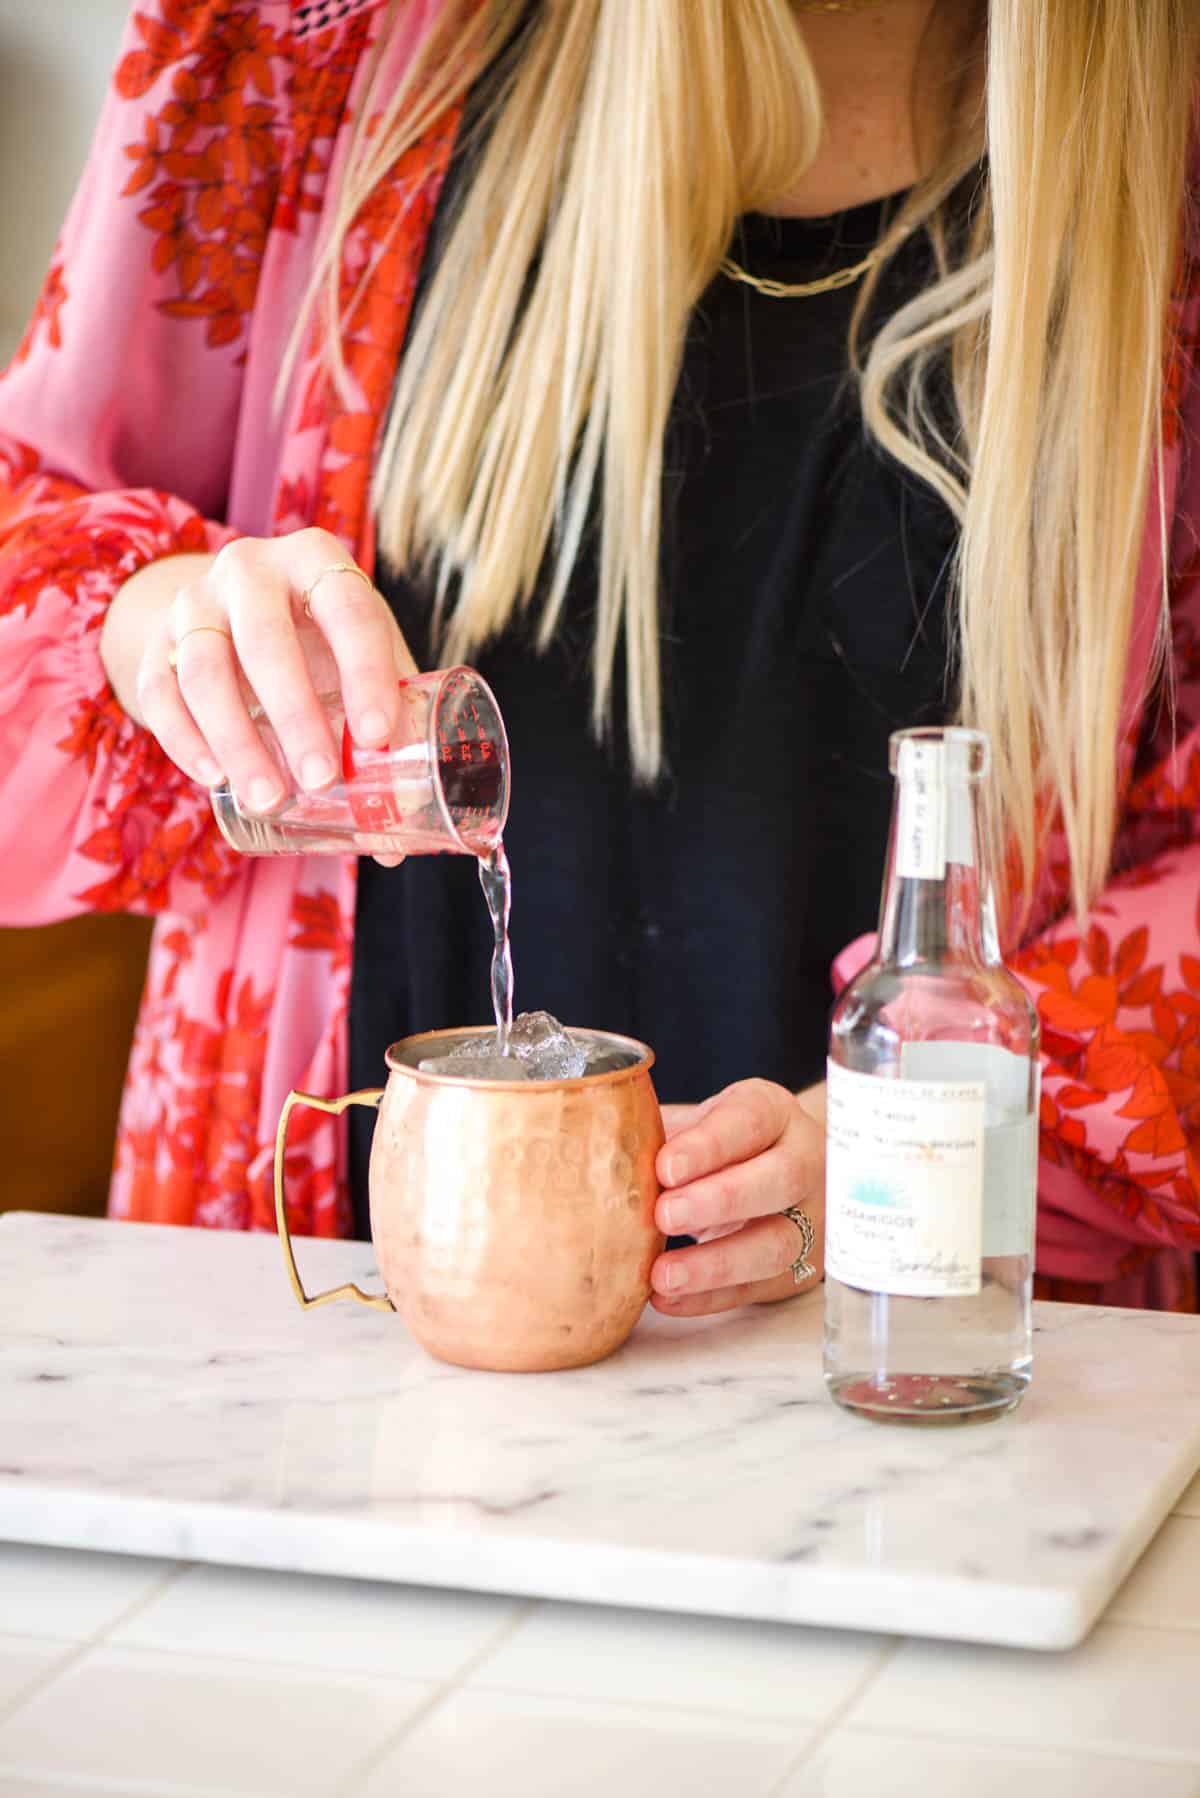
xmin=1 ymin=1213 xmax=1199 ymax=1794
xmin=0 ymin=1492 xmax=1197 ymax=1797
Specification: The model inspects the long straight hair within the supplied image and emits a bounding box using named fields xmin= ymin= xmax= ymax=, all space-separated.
xmin=299 ymin=0 xmax=1199 ymax=928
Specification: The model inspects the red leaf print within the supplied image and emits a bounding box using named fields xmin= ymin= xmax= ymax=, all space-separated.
xmin=1058 ymin=1115 xmax=1087 ymax=1149
xmin=196 ymin=185 xmax=225 ymax=233
xmin=1151 ymin=1001 xmax=1179 ymax=1051
xmin=1040 ymin=1027 xmax=1085 ymax=1070
xmin=134 ymin=12 xmax=176 ymax=57
xmin=1083 ymin=1028 xmax=1143 ymax=1094
xmin=1039 ymin=988 xmax=1106 ymax=1034
xmin=1120 ymin=968 xmax=1163 ymax=1007
xmin=77 ymin=823 xmax=126 ymax=866
xmin=180 ymin=1021 xmax=220 ymax=1075
xmin=207 ymin=314 xmax=242 ymax=348
xmin=122 ymin=159 xmax=158 ymax=197
xmin=1057 ymin=1084 xmax=1105 ymax=1109
xmin=290 ymin=890 xmax=351 ymax=973
xmin=116 ymin=49 xmax=163 ymax=100
xmin=329 ymin=412 xmax=377 ymax=457
xmin=1075 ymin=974 xmax=1119 ymax=1024
xmin=1181 ymin=955 xmax=1200 ymax=995
xmin=1113 ymin=926 xmax=1149 ymax=984
xmin=235 ymin=977 xmax=271 ymax=1034
xmin=1163 ymin=1067 xmax=1200 ymax=1115
xmin=1123 ymin=1110 xmax=1187 ymax=1158
xmin=12 ymin=262 xmax=68 ymax=366
xmin=1126 ymin=1029 xmax=1171 ymax=1067
xmin=1085 ymin=925 xmax=1110 ymax=974
xmin=1117 ymin=1067 xmax=1172 ymax=1121
xmin=284 ymin=1100 xmax=331 ymax=1146
xmin=215 ymin=967 xmax=233 ymax=1021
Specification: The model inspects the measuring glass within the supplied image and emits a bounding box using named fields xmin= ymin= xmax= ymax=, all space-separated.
xmin=210 ymin=666 xmax=509 ymax=857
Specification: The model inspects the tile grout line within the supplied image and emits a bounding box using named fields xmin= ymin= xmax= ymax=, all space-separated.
xmin=802 ymin=1715 xmax=1200 ymax=1771
xmin=328 ymin=1597 xmax=541 ymax=1798
xmin=762 ymin=1634 xmax=904 ymax=1798
xmin=0 ymin=1763 xmax=256 ymax=1798
xmin=0 ymin=1557 xmax=191 ymax=1731
xmin=819 ymin=1716 xmax=1200 ymax=1774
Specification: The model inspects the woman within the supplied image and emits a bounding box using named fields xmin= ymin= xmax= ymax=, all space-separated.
xmin=1 ymin=0 xmax=1197 ymax=1313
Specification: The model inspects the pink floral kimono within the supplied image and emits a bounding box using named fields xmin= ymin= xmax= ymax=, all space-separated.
xmin=1 ymin=0 xmax=1197 ymax=1308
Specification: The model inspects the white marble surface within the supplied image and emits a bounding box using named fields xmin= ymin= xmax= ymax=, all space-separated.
xmin=2 ymin=1212 xmax=1199 ymax=1654
xmin=0 ymin=1521 xmax=1197 ymax=1797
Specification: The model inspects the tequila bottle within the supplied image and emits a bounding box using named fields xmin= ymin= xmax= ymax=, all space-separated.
xmin=822 ymin=727 xmax=1039 ymax=1425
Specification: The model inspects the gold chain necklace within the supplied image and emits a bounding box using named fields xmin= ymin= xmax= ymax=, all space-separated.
xmin=734 ymin=0 xmax=902 ymax=295
xmin=721 ymin=242 xmax=881 ymax=300
xmin=794 ymin=0 xmax=893 ymax=13
xmin=721 ymin=223 xmax=907 ymax=301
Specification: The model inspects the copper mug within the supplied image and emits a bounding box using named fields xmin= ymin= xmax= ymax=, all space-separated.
xmin=273 ymin=1027 xmax=666 ymax=1372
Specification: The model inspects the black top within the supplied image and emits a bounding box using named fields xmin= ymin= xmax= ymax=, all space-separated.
xmin=348 ymin=186 xmax=961 ymax=1237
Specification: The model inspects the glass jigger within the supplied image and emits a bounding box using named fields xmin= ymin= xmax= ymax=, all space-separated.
xmin=210 ymin=666 xmax=509 ymax=857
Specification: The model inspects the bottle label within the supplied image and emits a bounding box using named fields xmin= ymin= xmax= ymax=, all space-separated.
xmin=825 ymin=1060 xmax=984 ymax=1297
xmin=895 ymin=739 xmax=946 ymax=879
xmin=900 ymin=1041 xmax=1038 ymax=1258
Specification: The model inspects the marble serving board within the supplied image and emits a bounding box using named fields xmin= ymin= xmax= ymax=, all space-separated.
xmin=2 ymin=1212 xmax=1199 ymax=1651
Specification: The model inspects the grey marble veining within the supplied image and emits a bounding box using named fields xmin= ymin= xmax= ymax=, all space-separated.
xmin=2 ymin=1212 xmax=1198 ymax=1648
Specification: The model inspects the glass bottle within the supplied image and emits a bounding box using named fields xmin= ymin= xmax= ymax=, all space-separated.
xmin=822 ymin=727 xmax=1040 ymax=1425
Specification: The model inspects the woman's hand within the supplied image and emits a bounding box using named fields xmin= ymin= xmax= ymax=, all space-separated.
xmin=650 ymin=1079 xmax=826 ymax=1316
xmin=105 ymin=528 xmax=415 ymax=810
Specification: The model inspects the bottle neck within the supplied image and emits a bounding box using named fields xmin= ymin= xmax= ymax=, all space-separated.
xmin=877 ymin=739 xmax=989 ymax=969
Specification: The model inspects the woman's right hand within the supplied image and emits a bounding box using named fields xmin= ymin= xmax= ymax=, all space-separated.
xmin=111 ymin=528 xmax=416 ymax=812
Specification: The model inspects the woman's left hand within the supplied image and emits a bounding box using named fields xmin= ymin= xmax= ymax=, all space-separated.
xmin=650 ymin=1079 xmax=826 ymax=1316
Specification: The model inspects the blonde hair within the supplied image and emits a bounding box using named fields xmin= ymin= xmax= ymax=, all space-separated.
xmin=305 ymin=0 xmax=1199 ymax=927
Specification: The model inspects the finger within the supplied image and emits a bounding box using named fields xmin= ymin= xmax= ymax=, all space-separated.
xmin=651 ymin=1267 xmax=810 ymax=1317
xmin=372 ymin=853 xmax=407 ymax=868
xmin=650 ymin=1213 xmax=803 ymax=1299
xmin=288 ymin=530 xmax=415 ymax=748
xmin=659 ymin=1102 xmax=701 ymax=1140
xmin=656 ymin=1118 xmax=823 ymax=1236
xmin=657 ymin=1079 xmax=796 ymax=1189
xmin=136 ymin=619 xmax=226 ymax=788
xmin=169 ymin=589 xmax=288 ymax=813
xmin=219 ymin=557 xmax=340 ymax=793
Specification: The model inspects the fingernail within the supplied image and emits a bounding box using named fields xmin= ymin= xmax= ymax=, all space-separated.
xmin=661 ymin=1262 xmax=686 ymax=1292
xmin=248 ymin=776 xmax=283 ymax=813
xmin=659 ymin=1199 xmax=684 ymax=1233
xmin=663 ymin=1152 xmax=690 ymax=1186
xmin=300 ymin=751 xmax=336 ymax=791
xmin=357 ymin=709 xmax=390 ymax=745
xmin=197 ymin=756 xmax=223 ymax=786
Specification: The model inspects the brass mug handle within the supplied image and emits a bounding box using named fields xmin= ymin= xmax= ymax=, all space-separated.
xmin=273 ymin=1088 xmax=394 ymax=1312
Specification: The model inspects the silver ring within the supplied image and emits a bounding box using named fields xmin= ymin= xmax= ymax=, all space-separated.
xmin=781 ymin=1205 xmax=816 ymax=1285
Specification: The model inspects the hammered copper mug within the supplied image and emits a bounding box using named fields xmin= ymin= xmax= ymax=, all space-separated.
xmin=273 ymin=1026 xmax=666 ymax=1372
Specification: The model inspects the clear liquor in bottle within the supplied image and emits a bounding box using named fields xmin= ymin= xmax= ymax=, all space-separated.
xmin=822 ymin=727 xmax=1040 ymax=1425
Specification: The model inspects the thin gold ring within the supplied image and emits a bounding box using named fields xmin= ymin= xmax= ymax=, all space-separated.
xmin=301 ymin=561 xmax=373 ymax=620
xmin=167 ymin=625 xmax=233 ymax=672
